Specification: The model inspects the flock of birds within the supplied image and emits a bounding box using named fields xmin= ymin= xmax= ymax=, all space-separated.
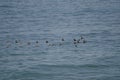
xmin=5 ymin=36 xmax=87 ymax=49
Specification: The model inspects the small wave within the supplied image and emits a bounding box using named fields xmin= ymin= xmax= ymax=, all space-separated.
xmin=37 ymin=64 xmax=109 ymax=69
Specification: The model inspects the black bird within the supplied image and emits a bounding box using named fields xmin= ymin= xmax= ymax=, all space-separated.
xmin=73 ymin=42 xmax=77 ymax=47
xmin=27 ymin=42 xmax=31 ymax=45
xmin=73 ymin=39 xmax=76 ymax=41
xmin=59 ymin=43 xmax=62 ymax=46
xmin=46 ymin=41 xmax=48 ymax=43
xmin=62 ymin=38 xmax=64 ymax=41
xmin=81 ymin=36 xmax=84 ymax=40
xmin=74 ymin=41 xmax=77 ymax=44
xmin=36 ymin=41 xmax=39 ymax=43
xmin=75 ymin=45 xmax=77 ymax=47
xmin=83 ymin=40 xmax=87 ymax=43
xmin=77 ymin=39 xmax=80 ymax=43
xmin=15 ymin=40 xmax=18 ymax=43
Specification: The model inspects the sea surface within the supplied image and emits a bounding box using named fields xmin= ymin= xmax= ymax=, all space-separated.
xmin=0 ymin=0 xmax=120 ymax=80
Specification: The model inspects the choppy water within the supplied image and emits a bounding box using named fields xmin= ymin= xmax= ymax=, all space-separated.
xmin=0 ymin=0 xmax=120 ymax=80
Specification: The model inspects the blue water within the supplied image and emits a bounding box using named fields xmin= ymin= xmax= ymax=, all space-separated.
xmin=0 ymin=0 xmax=120 ymax=80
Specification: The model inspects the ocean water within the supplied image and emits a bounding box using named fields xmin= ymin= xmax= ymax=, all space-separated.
xmin=0 ymin=0 xmax=120 ymax=80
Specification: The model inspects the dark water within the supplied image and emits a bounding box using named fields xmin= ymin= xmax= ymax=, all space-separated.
xmin=0 ymin=0 xmax=120 ymax=80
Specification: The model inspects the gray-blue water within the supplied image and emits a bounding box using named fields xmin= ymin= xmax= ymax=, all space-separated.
xmin=0 ymin=0 xmax=120 ymax=80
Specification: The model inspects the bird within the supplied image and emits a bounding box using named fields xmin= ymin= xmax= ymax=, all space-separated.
xmin=83 ymin=40 xmax=87 ymax=43
xmin=73 ymin=39 xmax=76 ymax=41
xmin=36 ymin=41 xmax=39 ymax=43
xmin=27 ymin=42 xmax=31 ymax=45
xmin=81 ymin=36 xmax=84 ymax=40
xmin=75 ymin=45 xmax=77 ymax=47
xmin=77 ymin=39 xmax=80 ymax=43
xmin=46 ymin=41 xmax=48 ymax=43
xmin=73 ymin=42 xmax=77 ymax=47
xmin=59 ymin=43 xmax=62 ymax=46
xmin=62 ymin=38 xmax=64 ymax=41
xmin=15 ymin=40 xmax=18 ymax=43
xmin=35 ymin=41 xmax=39 ymax=47
xmin=74 ymin=41 xmax=77 ymax=44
